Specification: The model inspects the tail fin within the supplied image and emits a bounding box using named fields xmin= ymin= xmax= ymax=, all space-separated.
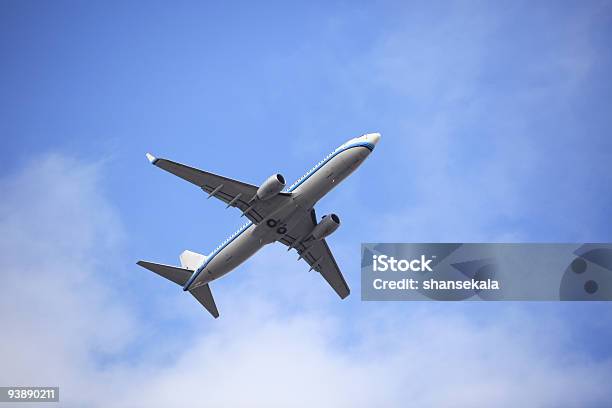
xmin=190 ymin=284 xmax=219 ymax=318
xmin=180 ymin=250 xmax=207 ymax=270
xmin=137 ymin=253 xmax=220 ymax=318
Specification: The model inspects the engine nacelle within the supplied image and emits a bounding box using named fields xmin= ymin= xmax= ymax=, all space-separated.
xmin=311 ymin=214 xmax=340 ymax=240
xmin=256 ymin=174 xmax=286 ymax=200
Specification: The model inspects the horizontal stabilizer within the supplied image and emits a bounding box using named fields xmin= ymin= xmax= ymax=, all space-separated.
xmin=190 ymin=284 xmax=219 ymax=318
xmin=137 ymin=260 xmax=193 ymax=286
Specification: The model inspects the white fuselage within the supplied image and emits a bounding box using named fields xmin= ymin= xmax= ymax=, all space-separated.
xmin=184 ymin=134 xmax=379 ymax=291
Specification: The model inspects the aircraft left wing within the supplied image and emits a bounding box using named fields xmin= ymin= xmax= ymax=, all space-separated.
xmin=279 ymin=209 xmax=350 ymax=299
xmin=145 ymin=154 xmax=291 ymax=224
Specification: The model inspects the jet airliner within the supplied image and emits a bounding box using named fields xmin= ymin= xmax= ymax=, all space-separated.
xmin=138 ymin=133 xmax=381 ymax=318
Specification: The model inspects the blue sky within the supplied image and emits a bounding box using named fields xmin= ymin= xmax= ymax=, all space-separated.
xmin=2 ymin=1 xmax=612 ymax=406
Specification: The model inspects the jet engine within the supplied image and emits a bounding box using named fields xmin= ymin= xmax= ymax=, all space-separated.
xmin=256 ymin=174 xmax=286 ymax=200
xmin=311 ymin=214 xmax=340 ymax=240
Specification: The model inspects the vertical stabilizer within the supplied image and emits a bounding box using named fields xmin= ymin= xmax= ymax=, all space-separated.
xmin=180 ymin=250 xmax=207 ymax=270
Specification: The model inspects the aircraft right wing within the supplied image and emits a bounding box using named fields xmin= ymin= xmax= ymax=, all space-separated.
xmin=145 ymin=154 xmax=291 ymax=224
xmin=278 ymin=209 xmax=350 ymax=299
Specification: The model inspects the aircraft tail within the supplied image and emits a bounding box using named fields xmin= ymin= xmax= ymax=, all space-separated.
xmin=137 ymin=250 xmax=219 ymax=318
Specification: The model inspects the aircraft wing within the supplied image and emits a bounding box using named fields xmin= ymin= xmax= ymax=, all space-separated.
xmin=278 ymin=209 xmax=350 ymax=299
xmin=145 ymin=154 xmax=291 ymax=224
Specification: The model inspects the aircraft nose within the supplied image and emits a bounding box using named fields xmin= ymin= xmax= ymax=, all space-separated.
xmin=365 ymin=132 xmax=381 ymax=146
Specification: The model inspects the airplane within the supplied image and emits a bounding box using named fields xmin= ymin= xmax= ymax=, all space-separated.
xmin=137 ymin=132 xmax=381 ymax=318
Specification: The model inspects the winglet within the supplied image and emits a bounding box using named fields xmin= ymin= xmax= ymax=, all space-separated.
xmin=145 ymin=153 xmax=158 ymax=164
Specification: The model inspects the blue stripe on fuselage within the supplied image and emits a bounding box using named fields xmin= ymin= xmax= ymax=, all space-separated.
xmin=286 ymin=142 xmax=374 ymax=192
xmin=183 ymin=221 xmax=252 ymax=290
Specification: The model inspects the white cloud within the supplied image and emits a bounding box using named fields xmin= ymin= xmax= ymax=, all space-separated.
xmin=0 ymin=154 xmax=136 ymax=404
xmin=1 ymin=154 xmax=611 ymax=407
